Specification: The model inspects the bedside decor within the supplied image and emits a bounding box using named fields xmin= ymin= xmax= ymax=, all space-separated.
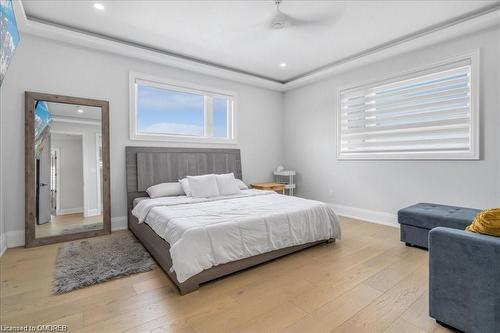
xmin=274 ymin=169 xmax=296 ymax=196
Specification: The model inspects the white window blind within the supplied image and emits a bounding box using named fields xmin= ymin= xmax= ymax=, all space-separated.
xmin=338 ymin=56 xmax=478 ymax=160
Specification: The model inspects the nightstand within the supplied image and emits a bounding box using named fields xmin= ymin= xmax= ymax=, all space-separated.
xmin=251 ymin=182 xmax=285 ymax=194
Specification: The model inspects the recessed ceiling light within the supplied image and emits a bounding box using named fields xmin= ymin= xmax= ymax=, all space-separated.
xmin=279 ymin=62 xmax=287 ymax=68
xmin=77 ymin=108 xmax=84 ymax=113
xmin=94 ymin=3 xmax=105 ymax=10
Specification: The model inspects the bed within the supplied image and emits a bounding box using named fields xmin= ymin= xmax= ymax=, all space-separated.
xmin=126 ymin=147 xmax=341 ymax=294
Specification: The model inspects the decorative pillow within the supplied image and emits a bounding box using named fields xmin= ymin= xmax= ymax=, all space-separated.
xmin=146 ymin=182 xmax=184 ymax=198
xmin=215 ymin=173 xmax=241 ymax=196
xmin=235 ymin=178 xmax=249 ymax=190
xmin=179 ymin=178 xmax=192 ymax=197
xmin=466 ymin=208 xmax=500 ymax=237
xmin=187 ymin=174 xmax=220 ymax=198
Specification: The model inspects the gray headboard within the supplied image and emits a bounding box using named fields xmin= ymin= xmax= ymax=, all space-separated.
xmin=126 ymin=147 xmax=242 ymax=210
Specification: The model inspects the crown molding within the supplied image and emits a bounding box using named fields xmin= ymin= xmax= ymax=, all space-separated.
xmin=13 ymin=1 xmax=285 ymax=91
xmin=283 ymin=3 xmax=500 ymax=90
xmin=13 ymin=1 xmax=500 ymax=92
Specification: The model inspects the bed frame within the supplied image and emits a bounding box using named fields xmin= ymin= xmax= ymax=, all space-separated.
xmin=126 ymin=146 xmax=334 ymax=295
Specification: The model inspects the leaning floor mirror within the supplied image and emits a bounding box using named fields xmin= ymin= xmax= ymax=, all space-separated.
xmin=25 ymin=92 xmax=111 ymax=247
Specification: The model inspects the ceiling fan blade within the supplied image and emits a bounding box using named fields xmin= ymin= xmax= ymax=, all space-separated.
xmin=267 ymin=0 xmax=343 ymax=30
xmin=285 ymin=12 xmax=341 ymax=28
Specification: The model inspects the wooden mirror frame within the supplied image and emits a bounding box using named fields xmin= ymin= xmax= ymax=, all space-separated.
xmin=25 ymin=91 xmax=111 ymax=247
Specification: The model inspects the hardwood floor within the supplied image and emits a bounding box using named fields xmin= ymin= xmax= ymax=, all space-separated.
xmin=0 ymin=217 xmax=454 ymax=333
xmin=35 ymin=213 xmax=104 ymax=238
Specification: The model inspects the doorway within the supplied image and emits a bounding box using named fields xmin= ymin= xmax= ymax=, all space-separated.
xmin=50 ymin=148 xmax=60 ymax=216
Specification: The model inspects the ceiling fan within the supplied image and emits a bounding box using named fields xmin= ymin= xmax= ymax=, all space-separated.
xmin=269 ymin=0 xmax=334 ymax=30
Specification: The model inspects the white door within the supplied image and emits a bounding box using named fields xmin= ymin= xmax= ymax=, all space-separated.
xmin=38 ymin=141 xmax=51 ymax=224
xmin=50 ymin=149 xmax=59 ymax=216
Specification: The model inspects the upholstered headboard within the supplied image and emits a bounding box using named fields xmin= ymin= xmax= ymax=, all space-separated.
xmin=125 ymin=147 xmax=242 ymax=210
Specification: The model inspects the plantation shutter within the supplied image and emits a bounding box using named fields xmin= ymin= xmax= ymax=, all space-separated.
xmin=338 ymin=57 xmax=477 ymax=160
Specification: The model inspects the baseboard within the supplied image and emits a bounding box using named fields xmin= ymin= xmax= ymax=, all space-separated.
xmin=84 ymin=209 xmax=101 ymax=217
xmin=329 ymin=203 xmax=399 ymax=228
xmin=0 ymin=233 xmax=7 ymax=257
xmin=111 ymin=216 xmax=128 ymax=231
xmin=57 ymin=207 xmax=83 ymax=215
xmin=5 ymin=230 xmax=24 ymax=248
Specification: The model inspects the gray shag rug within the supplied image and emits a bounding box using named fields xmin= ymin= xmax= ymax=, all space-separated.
xmin=53 ymin=233 xmax=156 ymax=294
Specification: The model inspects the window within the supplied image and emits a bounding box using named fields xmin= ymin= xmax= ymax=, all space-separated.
xmin=130 ymin=73 xmax=236 ymax=143
xmin=337 ymin=53 xmax=478 ymax=160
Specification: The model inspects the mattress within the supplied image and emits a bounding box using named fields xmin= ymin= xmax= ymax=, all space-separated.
xmin=132 ymin=190 xmax=341 ymax=282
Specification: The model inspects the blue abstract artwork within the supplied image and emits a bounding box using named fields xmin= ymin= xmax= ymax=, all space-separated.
xmin=34 ymin=101 xmax=52 ymax=159
xmin=1 ymin=0 xmax=20 ymax=86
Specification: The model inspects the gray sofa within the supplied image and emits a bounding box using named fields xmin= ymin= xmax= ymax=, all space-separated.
xmin=398 ymin=203 xmax=480 ymax=249
xmin=429 ymin=227 xmax=500 ymax=333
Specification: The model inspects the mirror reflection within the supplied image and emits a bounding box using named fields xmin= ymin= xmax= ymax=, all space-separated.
xmin=34 ymin=100 xmax=103 ymax=238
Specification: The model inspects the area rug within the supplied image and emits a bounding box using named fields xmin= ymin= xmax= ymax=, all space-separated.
xmin=53 ymin=232 xmax=156 ymax=294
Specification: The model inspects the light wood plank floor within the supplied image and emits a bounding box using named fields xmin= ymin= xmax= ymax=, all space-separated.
xmin=35 ymin=213 xmax=104 ymax=238
xmin=0 ymin=217 xmax=455 ymax=333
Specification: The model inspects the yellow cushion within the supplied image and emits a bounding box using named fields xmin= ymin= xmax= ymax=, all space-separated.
xmin=466 ymin=208 xmax=500 ymax=237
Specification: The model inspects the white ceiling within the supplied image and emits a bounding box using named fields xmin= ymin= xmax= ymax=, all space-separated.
xmin=23 ymin=0 xmax=498 ymax=82
xmin=46 ymin=101 xmax=101 ymax=121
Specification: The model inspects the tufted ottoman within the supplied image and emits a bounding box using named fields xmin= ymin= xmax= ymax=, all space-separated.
xmin=398 ymin=203 xmax=481 ymax=249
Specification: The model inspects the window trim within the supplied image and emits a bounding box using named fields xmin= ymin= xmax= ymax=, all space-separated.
xmin=336 ymin=50 xmax=480 ymax=160
xmin=129 ymin=72 xmax=237 ymax=144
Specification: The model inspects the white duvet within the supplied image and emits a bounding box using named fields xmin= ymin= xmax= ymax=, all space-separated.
xmin=132 ymin=190 xmax=341 ymax=282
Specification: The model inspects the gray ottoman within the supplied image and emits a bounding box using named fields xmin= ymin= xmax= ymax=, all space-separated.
xmin=398 ymin=203 xmax=481 ymax=249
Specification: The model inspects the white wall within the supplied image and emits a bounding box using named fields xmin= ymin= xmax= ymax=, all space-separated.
xmin=0 ymin=34 xmax=284 ymax=245
xmin=2 ymin=26 xmax=498 ymax=250
xmin=283 ymin=27 xmax=500 ymax=224
xmin=51 ymin=121 xmax=102 ymax=216
xmin=51 ymin=133 xmax=84 ymax=213
xmin=0 ymin=88 xmax=5 ymax=255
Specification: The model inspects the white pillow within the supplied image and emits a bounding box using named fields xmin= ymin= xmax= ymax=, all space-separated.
xmin=215 ymin=173 xmax=241 ymax=196
xmin=187 ymin=174 xmax=220 ymax=198
xmin=235 ymin=178 xmax=249 ymax=190
xmin=146 ymin=182 xmax=184 ymax=198
xmin=179 ymin=178 xmax=192 ymax=197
